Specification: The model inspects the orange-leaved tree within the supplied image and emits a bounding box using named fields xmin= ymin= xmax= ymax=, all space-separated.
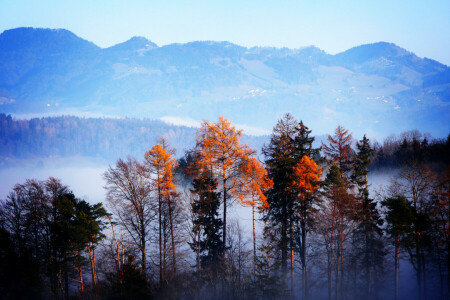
xmin=232 ymin=157 xmax=273 ymax=274
xmin=289 ymin=155 xmax=322 ymax=297
xmin=144 ymin=139 xmax=178 ymax=284
xmin=195 ymin=116 xmax=255 ymax=249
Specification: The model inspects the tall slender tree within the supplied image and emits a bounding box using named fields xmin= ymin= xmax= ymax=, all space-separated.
xmin=289 ymin=155 xmax=322 ymax=300
xmin=351 ymin=135 xmax=384 ymax=299
xmin=145 ymin=140 xmax=179 ymax=283
xmin=194 ymin=117 xmax=254 ymax=250
xmin=232 ymin=157 xmax=273 ymax=275
xmin=382 ymin=196 xmax=414 ymax=300
xmin=263 ymin=113 xmax=298 ymax=279
xmin=190 ymin=172 xmax=224 ymax=280
xmin=104 ymin=158 xmax=153 ymax=278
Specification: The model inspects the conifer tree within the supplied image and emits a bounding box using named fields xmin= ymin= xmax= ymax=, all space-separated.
xmin=323 ymin=125 xmax=353 ymax=177
xmin=382 ymin=196 xmax=414 ymax=300
xmin=351 ymin=135 xmax=384 ymax=299
xmin=195 ymin=117 xmax=254 ymax=250
xmin=263 ymin=113 xmax=298 ymax=277
xmin=232 ymin=157 xmax=273 ymax=275
xmin=145 ymin=140 xmax=178 ymax=283
xmin=190 ymin=172 xmax=224 ymax=279
xmin=289 ymin=155 xmax=322 ymax=299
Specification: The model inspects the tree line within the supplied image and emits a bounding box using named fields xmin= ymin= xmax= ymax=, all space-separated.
xmin=0 ymin=113 xmax=266 ymax=163
xmin=0 ymin=114 xmax=449 ymax=300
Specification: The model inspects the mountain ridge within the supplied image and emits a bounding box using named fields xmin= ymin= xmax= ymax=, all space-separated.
xmin=0 ymin=27 xmax=448 ymax=139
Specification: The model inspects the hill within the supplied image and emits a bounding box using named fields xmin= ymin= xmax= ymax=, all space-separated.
xmin=0 ymin=27 xmax=449 ymax=139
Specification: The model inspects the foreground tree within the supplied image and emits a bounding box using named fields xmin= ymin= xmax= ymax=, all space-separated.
xmin=389 ymin=163 xmax=436 ymax=300
xmin=263 ymin=113 xmax=298 ymax=278
xmin=194 ymin=117 xmax=254 ymax=248
xmin=263 ymin=115 xmax=322 ymax=295
xmin=104 ymin=157 xmax=153 ymax=278
xmin=351 ymin=135 xmax=384 ymax=299
xmin=232 ymin=157 xmax=273 ymax=275
xmin=382 ymin=196 xmax=414 ymax=300
xmin=190 ymin=172 xmax=224 ymax=281
xmin=289 ymin=155 xmax=322 ymax=299
xmin=145 ymin=140 xmax=179 ymax=284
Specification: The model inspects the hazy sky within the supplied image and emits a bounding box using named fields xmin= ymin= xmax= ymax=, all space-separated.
xmin=1 ymin=0 xmax=449 ymax=65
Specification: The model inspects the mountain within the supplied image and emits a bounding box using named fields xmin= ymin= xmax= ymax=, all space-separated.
xmin=0 ymin=27 xmax=449 ymax=139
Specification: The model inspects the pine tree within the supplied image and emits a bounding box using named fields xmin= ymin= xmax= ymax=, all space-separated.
xmin=351 ymin=135 xmax=384 ymax=299
xmin=262 ymin=113 xmax=298 ymax=278
xmin=381 ymin=196 xmax=414 ymax=300
xmin=190 ymin=172 xmax=224 ymax=279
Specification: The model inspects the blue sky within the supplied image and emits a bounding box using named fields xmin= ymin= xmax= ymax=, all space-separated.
xmin=1 ymin=0 xmax=449 ymax=65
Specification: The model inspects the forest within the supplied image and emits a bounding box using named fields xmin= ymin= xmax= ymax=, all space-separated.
xmin=0 ymin=114 xmax=449 ymax=300
xmin=0 ymin=114 xmax=266 ymax=163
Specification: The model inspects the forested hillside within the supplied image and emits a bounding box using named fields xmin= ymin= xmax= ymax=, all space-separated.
xmin=0 ymin=113 xmax=267 ymax=163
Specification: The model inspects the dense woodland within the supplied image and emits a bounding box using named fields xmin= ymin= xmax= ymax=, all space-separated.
xmin=0 ymin=114 xmax=449 ymax=300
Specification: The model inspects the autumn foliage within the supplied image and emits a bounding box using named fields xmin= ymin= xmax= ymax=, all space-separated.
xmin=289 ymin=155 xmax=322 ymax=200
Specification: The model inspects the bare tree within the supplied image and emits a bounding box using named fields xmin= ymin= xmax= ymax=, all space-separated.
xmin=104 ymin=157 xmax=154 ymax=277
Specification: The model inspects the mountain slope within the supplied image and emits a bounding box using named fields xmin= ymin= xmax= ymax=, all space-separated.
xmin=0 ymin=28 xmax=448 ymax=139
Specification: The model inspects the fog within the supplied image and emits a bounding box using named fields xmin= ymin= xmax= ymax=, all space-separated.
xmin=0 ymin=161 xmax=444 ymax=300
xmin=0 ymin=157 xmax=109 ymax=204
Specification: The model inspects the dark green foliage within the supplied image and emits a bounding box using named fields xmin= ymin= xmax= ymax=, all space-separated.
xmin=0 ymin=177 xmax=108 ymax=299
xmin=262 ymin=114 xmax=322 ymax=275
xmin=190 ymin=172 xmax=224 ymax=273
xmin=351 ymin=135 xmax=385 ymax=298
xmin=372 ymin=133 xmax=450 ymax=171
xmin=382 ymin=196 xmax=414 ymax=242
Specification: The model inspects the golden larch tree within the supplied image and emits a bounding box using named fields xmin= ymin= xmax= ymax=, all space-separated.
xmin=195 ymin=116 xmax=255 ymax=248
xmin=145 ymin=141 xmax=178 ymax=284
xmin=232 ymin=157 xmax=273 ymax=274
xmin=289 ymin=155 xmax=322 ymax=298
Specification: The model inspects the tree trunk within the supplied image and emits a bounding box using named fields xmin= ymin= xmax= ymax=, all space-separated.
xmin=290 ymin=217 xmax=295 ymax=296
xmin=223 ymin=174 xmax=227 ymax=252
xmin=253 ymin=205 xmax=256 ymax=276
xmin=329 ymin=205 xmax=336 ymax=300
xmin=395 ymin=236 xmax=400 ymax=300
xmin=159 ymin=186 xmax=163 ymax=286
xmin=141 ymin=215 xmax=147 ymax=279
xmin=301 ymin=216 xmax=308 ymax=300
xmin=109 ymin=217 xmax=121 ymax=271
xmin=78 ymin=265 xmax=84 ymax=300
xmin=168 ymin=195 xmax=177 ymax=274
xmin=281 ymin=196 xmax=288 ymax=276
xmin=88 ymin=245 xmax=97 ymax=297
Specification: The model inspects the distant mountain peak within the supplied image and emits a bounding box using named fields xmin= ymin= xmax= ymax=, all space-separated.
xmin=105 ymin=36 xmax=158 ymax=53
xmin=0 ymin=27 xmax=99 ymax=53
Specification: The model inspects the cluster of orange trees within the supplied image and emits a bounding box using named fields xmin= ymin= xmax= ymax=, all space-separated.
xmin=1 ymin=114 xmax=448 ymax=300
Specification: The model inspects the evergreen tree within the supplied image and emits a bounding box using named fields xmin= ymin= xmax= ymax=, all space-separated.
xmin=262 ymin=113 xmax=298 ymax=277
xmin=190 ymin=172 xmax=224 ymax=278
xmin=351 ymin=135 xmax=385 ymax=299
xmin=381 ymin=196 xmax=415 ymax=300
